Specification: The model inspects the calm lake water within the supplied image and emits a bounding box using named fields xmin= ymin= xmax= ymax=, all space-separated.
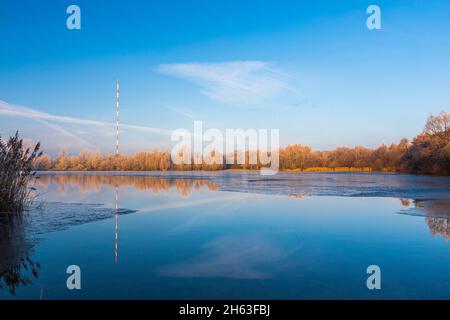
xmin=1 ymin=172 xmax=449 ymax=299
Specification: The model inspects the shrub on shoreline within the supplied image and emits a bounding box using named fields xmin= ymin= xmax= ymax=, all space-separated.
xmin=0 ymin=132 xmax=42 ymax=215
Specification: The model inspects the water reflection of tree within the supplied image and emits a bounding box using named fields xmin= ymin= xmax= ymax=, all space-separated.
xmin=399 ymin=198 xmax=411 ymax=207
xmin=400 ymin=199 xmax=450 ymax=240
xmin=0 ymin=215 xmax=40 ymax=295
xmin=37 ymin=175 xmax=219 ymax=196
xmin=426 ymin=217 xmax=449 ymax=240
xmin=417 ymin=200 xmax=450 ymax=241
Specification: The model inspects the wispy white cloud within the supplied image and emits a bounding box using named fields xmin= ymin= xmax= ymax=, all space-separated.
xmin=0 ymin=100 xmax=173 ymax=136
xmin=37 ymin=119 xmax=96 ymax=148
xmin=165 ymin=105 xmax=197 ymax=120
xmin=157 ymin=61 xmax=297 ymax=106
xmin=0 ymin=101 xmax=95 ymax=148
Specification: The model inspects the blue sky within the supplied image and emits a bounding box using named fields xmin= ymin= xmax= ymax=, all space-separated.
xmin=1 ymin=0 xmax=450 ymax=155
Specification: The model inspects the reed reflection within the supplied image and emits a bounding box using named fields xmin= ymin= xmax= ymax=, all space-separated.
xmin=0 ymin=215 xmax=39 ymax=295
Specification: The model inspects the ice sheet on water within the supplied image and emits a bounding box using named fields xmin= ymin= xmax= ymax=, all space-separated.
xmin=398 ymin=199 xmax=450 ymax=218
xmin=25 ymin=202 xmax=137 ymax=235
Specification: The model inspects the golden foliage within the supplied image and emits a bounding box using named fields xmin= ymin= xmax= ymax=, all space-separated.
xmin=32 ymin=111 xmax=450 ymax=175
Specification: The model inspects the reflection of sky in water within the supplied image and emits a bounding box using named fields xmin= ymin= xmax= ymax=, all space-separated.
xmin=159 ymin=235 xmax=298 ymax=279
xmin=1 ymin=173 xmax=449 ymax=299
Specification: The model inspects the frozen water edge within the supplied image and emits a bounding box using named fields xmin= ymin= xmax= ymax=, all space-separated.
xmin=25 ymin=202 xmax=136 ymax=236
xmin=37 ymin=171 xmax=450 ymax=200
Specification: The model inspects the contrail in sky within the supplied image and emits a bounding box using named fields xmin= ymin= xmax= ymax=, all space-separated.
xmin=0 ymin=100 xmax=173 ymax=136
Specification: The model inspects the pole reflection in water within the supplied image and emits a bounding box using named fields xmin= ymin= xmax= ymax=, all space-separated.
xmin=115 ymin=185 xmax=119 ymax=264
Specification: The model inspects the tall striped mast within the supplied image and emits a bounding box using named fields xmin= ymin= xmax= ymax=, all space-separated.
xmin=115 ymin=80 xmax=120 ymax=156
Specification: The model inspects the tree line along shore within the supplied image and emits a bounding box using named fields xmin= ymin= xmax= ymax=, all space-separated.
xmin=32 ymin=111 xmax=450 ymax=175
